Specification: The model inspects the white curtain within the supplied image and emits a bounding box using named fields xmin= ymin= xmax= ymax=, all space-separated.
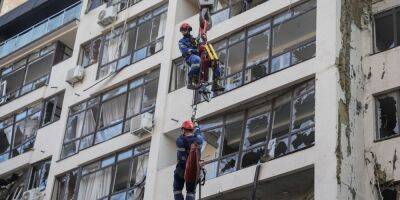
xmin=24 ymin=113 xmax=40 ymax=139
xmin=101 ymin=95 xmax=126 ymax=127
xmin=102 ymin=37 xmax=119 ymax=64
xmin=155 ymin=13 xmax=167 ymax=51
xmin=127 ymin=87 xmax=143 ymax=117
xmin=82 ymin=109 xmax=97 ymax=135
xmin=134 ymin=154 xmax=148 ymax=186
xmin=77 ymin=167 xmax=112 ymax=200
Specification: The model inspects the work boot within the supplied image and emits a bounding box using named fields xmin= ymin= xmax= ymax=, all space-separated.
xmin=211 ymin=80 xmax=225 ymax=92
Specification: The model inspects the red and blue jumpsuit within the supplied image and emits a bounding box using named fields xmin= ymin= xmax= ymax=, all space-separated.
xmin=173 ymin=128 xmax=204 ymax=200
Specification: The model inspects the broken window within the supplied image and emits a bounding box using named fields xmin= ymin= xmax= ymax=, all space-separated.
xmin=79 ymin=37 xmax=102 ymax=67
xmin=29 ymin=159 xmax=51 ymax=191
xmin=75 ymin=142 xmax=150 ymax=200
xmin=211 ymin=0 xmax=268 ymax=25
xmin=0 ymin=42 xmax=66 ymax=105
xmin=52 ymin=169 xmax=78 ymax=200
xmin=42 ymin=92 xmax=64 ymax=126
xmin=61 ymin=70 xmax=158 ymax=159
xmin=191 ymin=1 xmax=315 ymax=103
xmin=271 ymin=8 xmax=316 ymax=72
xmin=198 ymin=80 xmax=315 ymax=179
xmin=98 ymin=4 xmax=167 ymax=79
xmin=169 ymin=58 xmax=188 ymax=92
xmin=376 ymin=92 xmax=400 ymax=139
xmin=87 ymin=0 xmax=106 ymax=12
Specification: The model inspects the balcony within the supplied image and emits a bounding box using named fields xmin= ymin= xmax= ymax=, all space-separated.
xmin=0 ymin=1 xmax=81 ymax=59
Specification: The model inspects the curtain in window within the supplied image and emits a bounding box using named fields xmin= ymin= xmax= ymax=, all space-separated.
xmin=134 ymin=154 xmax=148 ymax=186
xmin=77 ymin=167 xmax=112 ymax=200
xmin=102 ymin=37 xmax=120 ymax=65
xmin=100 ymin=95 xmax=126 ymax=127
xmin=66 ymin=113 xmax=85 ymax=142
xmin=127 ymin=87 xmax=143 ymax=117
xmin=24 ymin=112 xmax=41 ymax=139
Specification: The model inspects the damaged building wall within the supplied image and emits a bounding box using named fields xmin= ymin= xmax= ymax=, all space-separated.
xmin=361 ymin=1 xmax=400 ymax=199
xmin=335 ymin=0 xmax=374 ymax=199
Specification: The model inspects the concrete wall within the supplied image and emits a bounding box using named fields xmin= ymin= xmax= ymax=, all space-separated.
xmin=0 ymin=0 xmax=27 ymax=16
xmin=0 ymin=0 xmax=398 ymax=199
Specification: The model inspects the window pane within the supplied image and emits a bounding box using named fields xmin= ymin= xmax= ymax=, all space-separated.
xmin=241 ymin=146 xmax=265 ymax=168
xmin=151 ymin=13 xmax=167 ymax=41
xmin=102 ymin=85 xmax=128 ymax=101
xmin=224 ymin=73 xmax=242 ymax=91
xmin=130 ymin=153 xmax=149 ymax=186
xmin=24 ymin=112 xmax=41 ymax=139
xmin=375 ymin=14 xmax=395 ymax=52
xmin=247 ymin=31 xmax=270 ymax=67
xmin=101 ymin=37 xmax=120 ymax=65
xmin=203 ymin=161 xmax=218 ymax=180
xmin=271 ymin=137 xmax=289 ymax=158
xmin=244 ymin=111 xmax=270 ymax=149
xmin=77 ymin=167 xmax=113 ymax=200
xmin=212 ymin=8 xmax=230 ymax=26
xmin=272 ymin=9 xmax=316 ymax=56
xmin=290 ymin=127 xmax=314 ymax=151
xmin=272 ymin=94 xmax=291 ymax=139
xmin=61 ymin=141 xmax=79 ymax=158
xmin=244 ymin=62 xmax=268 ymax=83
xmin=65 ymin=112 xmax=85 ymax=142
xmin=83 ymin=106 xmax=99 ymax=136
xmin=113 ymin=160 xmax=131 ymax=192
xmin=291 ymin=41 xmax=315 ymax=64
xmin=92 ymin=38 xmax=102 ymax=64
xmin=271 ymin=52 xmax=290 ymax=73
xmin=292 ymin=92 xmax=315 ymax=132
xmin=172 ymin=60 xmax=187 ymax=91
xmin=79 ymin=43 xmax=91 ymax=67
xmin=95 ymin=123 xmax=123 ymax=144
xmin=142 ymin=80 xmax=158 ymax=110
xmin=4 ymin=68 xmax=25 ymax=94
xmin=127 ymin=87 xmax=143 ymax=118
xmin=0 ymin=127 xmax=12 ymax=154
xmin=136 ymin=20 xmax=152 ymax=49
xmin=202 ymin=128 xmax=223 ymax=161
xmin=219 ymin=154 xmax=238 ymax=175
xmin=222 ymin=121 xmax=243 ymax=156
xmin=377 ymin=93 xmax=399 ymax=139
xmin=13 ymin=121 xmax=25 ymax=147
xmin=226 ymin=41 xmax=245 ymax=76
xmin=99 ymin=94 xmax=127 ymax=128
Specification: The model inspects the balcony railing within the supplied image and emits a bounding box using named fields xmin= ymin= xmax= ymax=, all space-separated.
xmin=0 ymin=1 xmax=82 ymax=59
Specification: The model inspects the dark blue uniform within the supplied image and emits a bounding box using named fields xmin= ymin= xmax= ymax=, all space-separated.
xmin=179 ymin=35 xmax=201 ymax=80
xmin=174 ymin=128 xmax=204 ymax=200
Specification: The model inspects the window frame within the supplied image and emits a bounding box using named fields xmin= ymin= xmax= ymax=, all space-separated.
xmin=96 ymin=4 xmax=168 ymax=80
xmin=373 ymin=6 xmax=400 ymax=53
xmin=77 ymin=36 xmax=103 ymax=68
xmin=374 ymin=90 xmax=400 ymax=142
xmin=60 ymin=69 xmax=159 ymax=160
xmin=170 ymin=1 xmax=316 ymax=94
xmin=52 ymin=141 xmax=150 ymax=200
xmin=200 ymin=80 xmax=315 ymax=179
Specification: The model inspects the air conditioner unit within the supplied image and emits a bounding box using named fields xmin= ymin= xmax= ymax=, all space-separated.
xmin=98 ymin=5 xmax=118 ymax=27
xmin=22 ymin=188 xmax=44 ymax=200
xmin=66 ymin=65 xmax=85 ymax=85
xmin=130 ymin=112 xmax=153 ymax=137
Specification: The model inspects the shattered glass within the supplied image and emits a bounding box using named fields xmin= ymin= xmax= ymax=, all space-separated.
xmin=377 ymin=93 xmax=400 ymax=138
xmin=271 ymin=94 xmax=291 ymax=139
xmin=243 ymin=104 xmax=270 ymax=149
xmin=291 ymin=91 xmax=315 ymax=132
xmin=241 ymin=146 xmax=266 ymax=168
xmin=219 ymin=154 xmax=238 ymax=175
xmin=290 ymin=127 xmax=315 ymax=151
xmin=202 ymin=128 xmax=223 ymax=162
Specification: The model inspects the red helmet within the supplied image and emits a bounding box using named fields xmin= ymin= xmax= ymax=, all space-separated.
xmin=180 ymin=23 xmax=192 ymax=32
xmin=181 ymin=120 xmax=195 ymax=130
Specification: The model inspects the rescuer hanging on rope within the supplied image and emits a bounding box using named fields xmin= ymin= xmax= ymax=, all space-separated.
xmin=173 ymin=120 xmax=204 ymax=200
xmin=178 ymin=24 xmax=224 ymax=93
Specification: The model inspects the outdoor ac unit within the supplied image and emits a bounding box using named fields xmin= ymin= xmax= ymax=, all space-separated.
xmin=66 ymin=65 xmax=85 ymax=85
xmin=130 ymin=112 xmax=153 ymax=137
xmin=98 ymin=5 xmax=118 ymax=27
xmin=22 ymin=188 xmax=44 ymax=200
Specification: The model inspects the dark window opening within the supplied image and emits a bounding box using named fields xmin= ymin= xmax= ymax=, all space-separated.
xmin=374 ymin=7 xmax=400 ymax=53
xmin=78 ymin=37 xmax=102 ymax=67
xmin=42 ymin=92 xmax=64 ymax=126
xmin=376 ymin=92 xmax=400 ymax=139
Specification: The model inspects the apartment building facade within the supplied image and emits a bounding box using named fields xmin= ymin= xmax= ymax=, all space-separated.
xmin=0 ymin=0 xmax=398 ymax=199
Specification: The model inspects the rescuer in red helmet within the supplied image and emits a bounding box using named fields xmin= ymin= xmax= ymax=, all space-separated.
xmin=173 ymin=120 xmax=204 ymax=200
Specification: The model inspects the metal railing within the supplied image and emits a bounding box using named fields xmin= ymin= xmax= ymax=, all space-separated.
xmin=0 ymin=1 xmax=82 ymax=59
